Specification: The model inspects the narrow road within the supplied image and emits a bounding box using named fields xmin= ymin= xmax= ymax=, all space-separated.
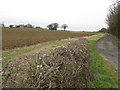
xmin=95 ymin=34 xmax=119 ymax=69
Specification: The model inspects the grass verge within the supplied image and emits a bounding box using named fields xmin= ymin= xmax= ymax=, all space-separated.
xmin=112 ymin=35 xmax=120 ymax=48
xmin=87 ymin=39 xmax=118 ymax=88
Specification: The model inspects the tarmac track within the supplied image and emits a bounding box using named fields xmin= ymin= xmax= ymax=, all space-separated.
xmin=95 ymin=34 xmax=119 ymax=69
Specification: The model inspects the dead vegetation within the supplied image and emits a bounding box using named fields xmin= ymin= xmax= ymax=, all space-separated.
xmin=2 ymin=38 xmax=94 ymax=88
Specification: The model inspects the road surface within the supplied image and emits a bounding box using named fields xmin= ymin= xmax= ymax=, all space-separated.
xmin=95 ymin=34 xmax=119 ymax=69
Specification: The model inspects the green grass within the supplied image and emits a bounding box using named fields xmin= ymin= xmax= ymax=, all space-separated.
xmin=87 ymin=40 xmax=118 ymax=88
xmin=112 ymin=35 xmax=120 ymax=48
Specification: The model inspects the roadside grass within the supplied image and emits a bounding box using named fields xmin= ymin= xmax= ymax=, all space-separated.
xmin=112 ymin=35 xmax=120 ymax=48
xmin=87 ymin=39 xmax=118 ymax=88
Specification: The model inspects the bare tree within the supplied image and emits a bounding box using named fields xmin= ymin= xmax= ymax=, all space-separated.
xmin=61 ymin=24 xmax=68 ymax=31
xmin=47 ymin=24 xmax=53 ymax=30
xmin=47 ymin=23 xmax=59 ymax=30
xmin=0 ymin=21 xmax=5 ymax=27
xmin=53 ymin=23 xmax=59 ymax=30
xmin=9 ymin=25 xmax=13 ymax=28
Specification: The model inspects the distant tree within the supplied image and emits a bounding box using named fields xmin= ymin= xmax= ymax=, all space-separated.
xmin=9 ymin=25 xmax=13 ymax=28
xmin=36 ymin=26 xmax=42 ymax=29
xmin=36 ymin=26 xmax=40 ymax=28
xmin=61 ymin=24 xmax=68 ymax=31
xmin=1 ymin=24 xmax=4 ymax=27
xmin=26 ymin=24 xmax=33 ymax=28
xmin=16 ymin=25 xmax=20 ymax=28
xmin=1 ymin=22 xmax=5 ymax=27
xmin=47 ymin=23 xmax=59 ymax=30
xmin=53 ymin=23 xmax=59 ymax=30
xmin=98 ymin=28 xmax=108 ymax=33
xmin=47 ymin=24 xmax=53 ymax=30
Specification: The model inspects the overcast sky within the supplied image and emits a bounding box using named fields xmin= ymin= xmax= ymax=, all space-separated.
xmin=0 ymin=0 xmax=112 ymax=31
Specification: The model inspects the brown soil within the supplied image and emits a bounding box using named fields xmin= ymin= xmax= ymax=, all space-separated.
xmin=2 ymin=28 xmax=94 ymax=50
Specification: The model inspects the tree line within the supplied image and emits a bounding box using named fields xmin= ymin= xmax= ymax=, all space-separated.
xmin=1 ymin=23 xmax=68 ymax=31
xmin=47 ymin=23 xmax=68 ymax=31
xmin=106 ymin=0 xmax=120 ymax=39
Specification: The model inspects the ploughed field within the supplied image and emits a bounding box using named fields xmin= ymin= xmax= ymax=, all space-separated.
xmin=2 ymin=28 xmax=94 ymax=50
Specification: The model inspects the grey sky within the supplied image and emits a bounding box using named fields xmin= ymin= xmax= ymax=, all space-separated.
xmin=0 ymin=0 xmax=112 ymax=31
